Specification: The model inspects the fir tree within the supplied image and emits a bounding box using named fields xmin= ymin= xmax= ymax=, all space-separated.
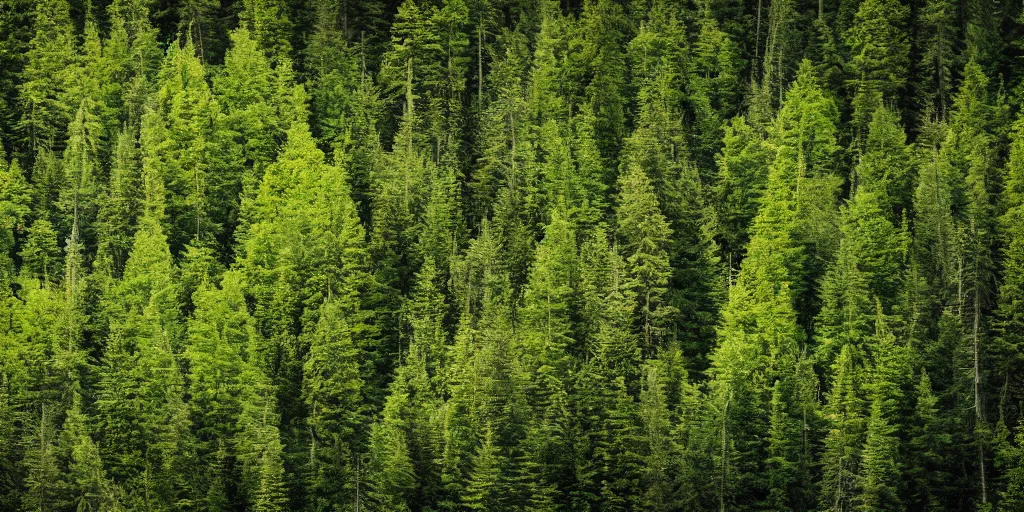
xmin=17 ymin=0 xmax=76 ymax=153
xmin=844 ymin=0 xmax=910 ymax=141
xmin=615 ymin=162 xmax=673 ymax=350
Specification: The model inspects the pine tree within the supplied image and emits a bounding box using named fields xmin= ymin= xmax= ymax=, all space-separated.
xmin=639 ymin=361 xmax=677 ymax=510
xmin=519 ymin=208 xmax=577 ymax=377
xmin=758 ymin=0 xmax=803 ymax=112
xmin=855 ymin=398 xmax=901 ymax=511
xmin=462 ymin=427 xmax=503 ymax=510
xmin=908 ymin=370 xmax=951 ymax=509
xmin=303 ymin=1 xmax=364 ymax=145
xmin=57 ymin=393 xmax=118 ymax=511
xmin=252 ymin=435 xmax=288 ymax=512
xmin=573 ymin=0 xmax=628 ymax=165
xmin=594 ymin=376 xmax=643 ymax=511
xmin=945 ymin=59 xmax=1005 ymax=507
xmin=0 ymin=155 xmax=30 ymax=287
xmin=688 ymin=2 xmax=742 ymax=169
xmin=235 ymin=350 xmax=288 ymax=511
xmin=765 ymin=380 xmax=798 ymax=511
xmin=474 ymin=32 xmax=539 ymax=294
xmin=238 ymin=0 xmax=293 ymax=63
xmin=184 ymin=271 xmax=250 ymax=488
xmin=914 ymin=0 xmax=957 ymax=122
xmin=20 ymin=402 xmax=61 ymax=512
xmin=302 ymin=299 xmax=364 ymax=509
xmin=94 ymin=129 xmax=142 ymax=276
xmin=215 ymin=28 xmax=293 ymax=181
xmin=615 ymin=162 xmax=673 ymax=350
xmin=19 ymin=219 xmax=59 ymax=283
xmin=621 ymin=30 xmax=724 ymax=360
xmin=994 ymin=106 xmax=1024 ymax=427
xmin=999 ymin=422 xmax=1024 ymax=511
xmin=580 ymin=226 xmax=641 ymax=383
xmin=95 ymin=170 xmax=193 ymax=508
xmin=714 ymin=115 xmax=772 ymax=261
xmin=912 ymin=139 xmax=958 ymax=303
xmin=57 ymin=101 xmax=101 ymax=246
xmin=819 ymin=344 xmax=864 ymax=512
xmin=844 ymin=0 xmax=910 ymax=141
xmin=771 ymin=59 xmax=843 ymax=322
xmin=17 ymin=0 xmax=76 ymax=153
xmin=379 ymin=0 xmax=444 ymax=136
xmin=366 ymin=373 xmax=417 ymax=511
xmin=142 ymin=36 xmax=238 ymax=253
xmin=858 ymin=106 xmax=914 ymax=223
xmin=0 ymin=0 xmax=32 ymax=152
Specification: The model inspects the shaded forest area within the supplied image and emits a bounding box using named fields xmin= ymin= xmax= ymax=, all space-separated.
xmin=4 ymin=0 xmax=1024 ymax=510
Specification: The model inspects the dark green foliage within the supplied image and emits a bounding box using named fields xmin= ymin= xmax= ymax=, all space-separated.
xmin=0 ymin=2 xmax=1023 ymax=511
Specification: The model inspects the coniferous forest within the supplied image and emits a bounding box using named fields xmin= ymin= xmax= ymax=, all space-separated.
xmin=7 ymin=0 xmax=1024 ymax=510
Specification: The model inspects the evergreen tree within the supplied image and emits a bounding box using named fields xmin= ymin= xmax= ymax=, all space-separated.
xmin=57 ymin=393 xmax=118 ymax=511
xmin=93 ymin=128 xmax=142 ymax=277
xmin=820 ymin=344 xmax=864 ymax=512
xmin=20 ymin=402 xmax=61 ymax=512
xmin=365 ymin=371 xmax=417 ymax=511
xmin=215 ymin=28 xmax=293 ymax=183
xmin=519 ymin=208 xmax=577 ymax=376
xmin=142 ymin=37 xmax=238 ymax=253
xmin=302 ymin=299 xmax=364 ymax=509
xmin=572 ymin=0 xmax=628 ymax=165
xmin=714 ymin=115 xmax=772 ymax=262
xmin=999 ymin=422 xmax=1024 ymax=511
xmin=0 ymin=155 xmax=30 ymax=286
xmin=184 ymin=271 xmax=250 ymax=498
xmin=995 ymin=106 xmax=1024 ymax=426
xmin=688 ymin=2 xmax=742 ymax=169
xmin=844 ymin=0 xmax=910 ymax=141
xmin=462 ymin=427 xmax=503 ymax=511
xmin=615 ymin=162 xmax=673 ymax=350
xmin=913 ymin=0 xmax=958 ymax=122
xmin=908 ymin=370 xmax=951 ymax=509
xmin=238 ymin=0 xmax=293 ymax=63
xmin=17 ymin=0 xmax=76 ymax=153
xmin=855 ymin=398 xmax=901 ymax=511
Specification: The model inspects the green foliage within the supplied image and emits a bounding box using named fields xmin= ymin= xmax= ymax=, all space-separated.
xmin=17 ymin=0 xmax=76 ymax=153
xmin=845 ymin=0 xmax=910 ymax=139
xmin=0 ymin=2 xmax=1022 ymax=511
xmin=615 ymin=162 xmax=672 ymax=349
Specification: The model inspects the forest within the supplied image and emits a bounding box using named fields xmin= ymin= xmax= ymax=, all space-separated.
xmin=3 ymin=0 xmax=1024 ymax=510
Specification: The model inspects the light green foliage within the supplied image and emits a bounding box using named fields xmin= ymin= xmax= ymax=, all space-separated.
xmin=0 ymin=2 xmax=1021 ymax=511
xmin=17 ymin=0 xmax=76 ymax=152
xmin=615 ymin=162 xmax=673 ymax=349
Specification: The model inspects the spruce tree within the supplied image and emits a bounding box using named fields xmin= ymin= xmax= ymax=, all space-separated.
xmin=238 ymin=0 xmax=293 ymax=63
xmin=908 ymin=370 xmax=951 ymax=509
xmin=462 ymin=427 xmax=503 ymax=510
xmin=820 ymin=344 xmax=864 ymax=512
xmin=302 ymin=300 xmax=364 ymax=509
xmin=56 ymin=393 xmax=118 ymax=511
xmin=844 ymin=0 xmax=910 ymax=141
xmin=615 ymin=162 xmax=673 ymax=350
xmin=142 ymin=36 xmax=238 ymax=253
xmin=714 ymin=115 xmax=772 ymax=262
xmin=855 ymin=398 xmax=901 ymax=511
xmin=365 ymin=373 xmax=417 ymax=511
xmin=17 ymin=0 xmax=76 ymax=153
xmin=994 ymin=107 xmax=1024 ymax=426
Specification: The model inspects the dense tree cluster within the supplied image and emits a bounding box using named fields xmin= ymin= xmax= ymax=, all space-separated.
xmin=3 ymin=0 xmax=1024 ymax=510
